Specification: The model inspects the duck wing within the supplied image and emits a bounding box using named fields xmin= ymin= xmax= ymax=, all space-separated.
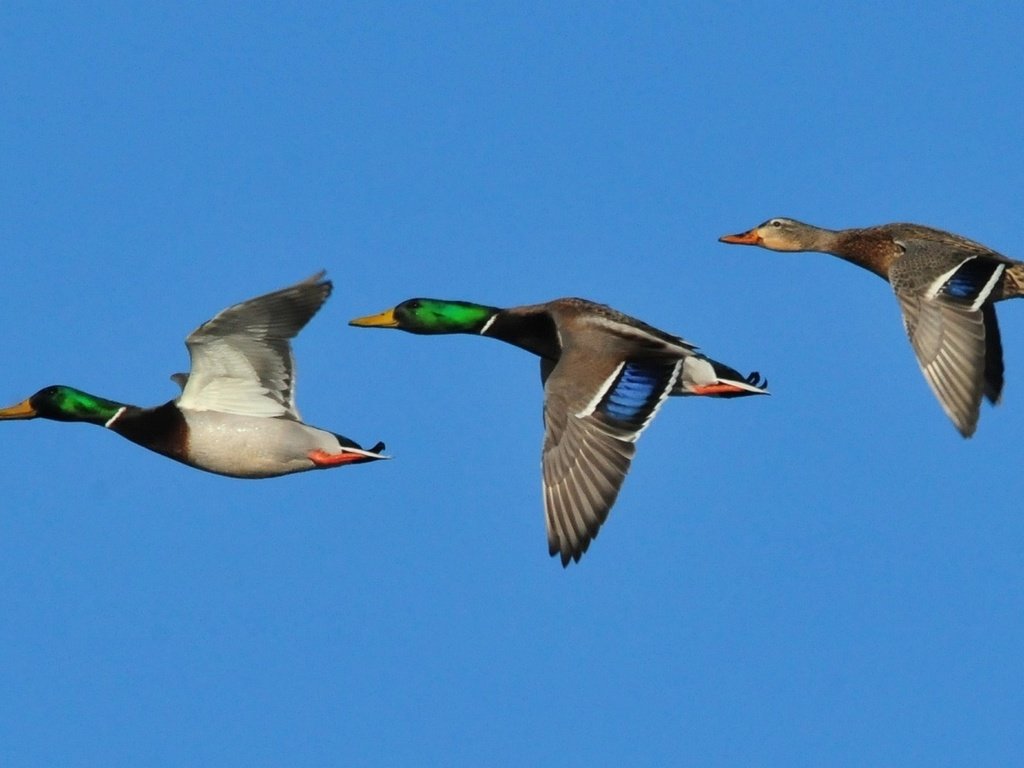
xmin=177 ymin=272 xmax=331 ymax=420
xmin=541 ymin=347 xmax=681 ymax=565
xmin=890 ymin=245 xmax=1005 ymax=437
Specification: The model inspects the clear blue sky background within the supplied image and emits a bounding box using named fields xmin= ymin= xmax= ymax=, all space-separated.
xmin=3 ymin=3 xmax=1023 ymax=766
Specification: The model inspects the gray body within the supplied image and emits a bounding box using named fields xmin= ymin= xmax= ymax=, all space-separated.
xmin=180 ymin=411 xmax=362 ymax=478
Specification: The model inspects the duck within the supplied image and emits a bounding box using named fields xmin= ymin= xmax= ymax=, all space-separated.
xmin=720 ymin=217 xmax=1024 ymax=437
xmin=349 ymin=297 xmax=767 ymax=566
xmin=0 ymin=272 xmax=387 ymax=477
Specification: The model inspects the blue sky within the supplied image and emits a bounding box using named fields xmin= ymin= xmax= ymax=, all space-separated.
xmin=3 ymin=3 xmax=1023 ymax=765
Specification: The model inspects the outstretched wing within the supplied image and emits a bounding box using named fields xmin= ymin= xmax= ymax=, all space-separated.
xmin=541 ymin=353 xmax=681 ymax=566
xmin=177 ymin=272 xmax=332 ymax=420
xmin=891 ymin=250 xmax=1005 ymax=437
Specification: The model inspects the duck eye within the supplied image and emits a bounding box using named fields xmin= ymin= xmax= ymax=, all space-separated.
xmin=406 ymin=300 xmax=421 ymax=310
xmin=770 ymin=220 xmax=783 ymax=228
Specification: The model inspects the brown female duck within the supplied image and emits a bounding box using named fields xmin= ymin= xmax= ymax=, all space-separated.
xmin=720 ymin=217 xmax=1024 ymax=436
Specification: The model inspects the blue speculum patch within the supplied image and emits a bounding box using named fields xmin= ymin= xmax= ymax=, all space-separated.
xmin=600 ymin=363 xmax=664 ymax=423
xmin=943 ymin=258 xmax=999 ymax=302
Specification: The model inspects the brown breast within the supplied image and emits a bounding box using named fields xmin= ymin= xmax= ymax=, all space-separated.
xmin=108 ymin=401 xmax=190 ymax=461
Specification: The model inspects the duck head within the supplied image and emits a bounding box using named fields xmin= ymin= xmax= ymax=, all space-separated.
xmin=349 ymin=299 xmax=498 ymax=335
xmin=0 ymin=385 xmax=124 ymax=424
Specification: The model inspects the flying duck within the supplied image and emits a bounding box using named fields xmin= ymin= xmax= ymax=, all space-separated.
xmin=0 ymin=272 xmax=387 ymax=477
xmin=350 ymin=297 xmax=766 ymax=565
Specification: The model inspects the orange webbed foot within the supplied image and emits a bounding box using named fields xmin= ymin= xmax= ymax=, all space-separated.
xmin=690 ymin=383 xmax=749 ymax=396
xmin=308 ymin=449 xmax=378 ymax=467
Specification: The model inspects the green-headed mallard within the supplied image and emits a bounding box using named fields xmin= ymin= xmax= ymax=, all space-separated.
xmin=0 ymin=272 xmax=386 ymax=477
xmin=350 ymin=297 xmax=767 ymax=566
xmin=720 ymin=218 xmax=1024 ymax=437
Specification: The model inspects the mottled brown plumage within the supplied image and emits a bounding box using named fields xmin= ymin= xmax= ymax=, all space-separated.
xmin=721 ymin=217 xmax=1024 ymax=436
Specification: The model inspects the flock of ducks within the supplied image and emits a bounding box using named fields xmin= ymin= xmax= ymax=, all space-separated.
xmin=3 ymin=217 xmax=1021 ymax=565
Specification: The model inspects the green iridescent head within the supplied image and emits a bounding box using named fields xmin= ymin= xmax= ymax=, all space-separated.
xmin=350 ymin=298 xmax=499 ymax=335
xmin=0 ymin=385 xmax=125 ymax=425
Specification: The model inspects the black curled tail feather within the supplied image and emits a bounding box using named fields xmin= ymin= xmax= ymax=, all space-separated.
xmin=708 ymin=361 xmax=769 ymax=398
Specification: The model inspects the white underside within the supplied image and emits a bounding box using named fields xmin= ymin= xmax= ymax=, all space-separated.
xmin=181 ymin=411 xmax=353 ymax=478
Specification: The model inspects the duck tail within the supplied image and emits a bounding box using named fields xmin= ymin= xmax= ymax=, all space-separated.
xmin=675 ymin=356 xmax=769 ymax=398
xmin=1000 ymin=262 xmax=1024 ymax=300
xmin=352 ymin=441 xmax=390 ymax=461
xmin=334 ymin=438 xmax=391 ymax=462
